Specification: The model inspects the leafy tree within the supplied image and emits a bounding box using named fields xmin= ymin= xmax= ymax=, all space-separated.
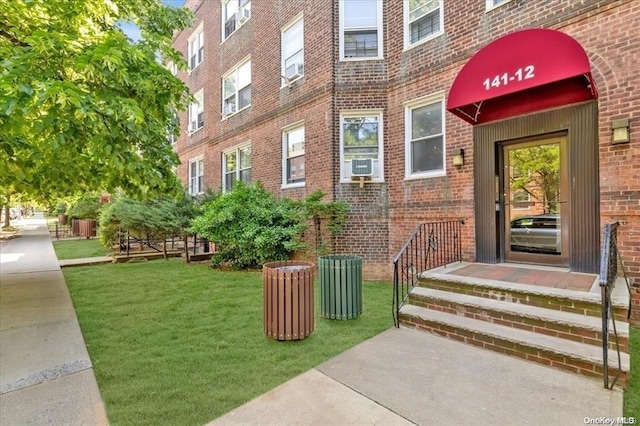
xmin=66 ymin=192 xmax=103 ymax=220
xmin=302 ymin=190 xmax=350 ymax=256
xmin=0 ymin=0 xmax=193 ymax=201
xmin=509 ymin=144 xmax=560 ymax=214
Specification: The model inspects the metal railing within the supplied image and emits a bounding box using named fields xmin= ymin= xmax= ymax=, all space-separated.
xmin=599 ymin=221 xmax=631 ymax=389
xmin=392 ymin=220 xmax=464 ymax=327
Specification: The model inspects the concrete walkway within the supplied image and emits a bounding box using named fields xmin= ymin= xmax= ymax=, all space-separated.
xmin=0 ymin=214 xmax=108 ymax=425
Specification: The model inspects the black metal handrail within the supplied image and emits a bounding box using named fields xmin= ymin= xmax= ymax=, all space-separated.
xmin=599 ymin=221 xmax=631 ymax=389
xmin=392 ymin=220 xmax=464 ymax=327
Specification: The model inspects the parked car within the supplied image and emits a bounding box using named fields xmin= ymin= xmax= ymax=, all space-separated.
xmin=510 ymin=214 xmax=561 ymax=254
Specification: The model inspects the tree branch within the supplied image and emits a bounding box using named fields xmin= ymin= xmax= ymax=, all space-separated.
xmin=0 ymin=28 xmax=29 ymax=48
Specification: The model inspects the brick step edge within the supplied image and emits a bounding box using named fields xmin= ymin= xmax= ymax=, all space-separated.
xmin=417 ymin=276 xmax=628 ymax=321
xmin=408 ymin=287 xmax=629 ymax=352
xmin=399 ymin=304 xmax=629 ymax=387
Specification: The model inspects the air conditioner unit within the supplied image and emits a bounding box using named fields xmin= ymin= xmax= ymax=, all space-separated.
xmin=189 ymin=120 xmax=197 ymax=132
xmin=223 ymin=104 xmax=236 ymax=116
xmin=236 ymin=7 xmax=250 ymax=24
xmin=284 ymin=62 xmax=303 ymax=80
xmin=351 ymin=158 xmax=373 ymax=177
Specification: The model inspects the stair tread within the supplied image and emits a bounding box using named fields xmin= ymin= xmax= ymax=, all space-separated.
xmin=400 ymin=304 xmax=630 ymax=371
xmin=410 ymin=287 xmax=629 ymax=336
xmin=421 ymin=268 xmax=629 ymax=308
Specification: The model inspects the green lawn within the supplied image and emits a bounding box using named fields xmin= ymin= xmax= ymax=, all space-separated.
xmin=53 ymin=238 xmax=109 ymax=259
xmin=64 ymin=259 xmax=393 ymax=426
xmin=626 ymin=326 xmax=640 ymax=418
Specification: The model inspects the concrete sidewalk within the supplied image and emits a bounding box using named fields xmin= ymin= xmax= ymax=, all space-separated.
xmin=212 ymin=328 xmax=623 ymax=426
xmin=0 ymin=214 xmax=108 ymax=425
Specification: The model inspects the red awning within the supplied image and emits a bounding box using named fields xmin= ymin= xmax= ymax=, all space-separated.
xmin=447 ymin=28 xmax=598 ymax=125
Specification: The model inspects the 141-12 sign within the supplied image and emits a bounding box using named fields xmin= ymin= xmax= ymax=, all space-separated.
xmin=483 ymin=65 xmax=535 ymax=91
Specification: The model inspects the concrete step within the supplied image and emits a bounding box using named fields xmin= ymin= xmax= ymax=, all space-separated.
xmin=408 ymin=287 xmax=629 ymax=352
xmin=399 ymin=304 xmax=630 ymax=388
xmin=418 ymin=271 xmax=629 ymax=322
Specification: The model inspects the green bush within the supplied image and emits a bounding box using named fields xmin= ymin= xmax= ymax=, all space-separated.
xmin=67 ymin=193 xmax=102 ymax=219
xmin=191 ymin=182 xmax=305 ymax=269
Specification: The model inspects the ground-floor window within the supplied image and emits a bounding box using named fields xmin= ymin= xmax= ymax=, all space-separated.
xmin=222 ymin=144 xmax=252 ymax=191
xmin=188 ymin=157 xmax=204 ymax=195
xmin=282 ymin=124 xmax=305 ymax=187
xmin=405 ymin=94 xmax=446 ymax=179
xmin=340 ymin=111 xmax=384 ymax=182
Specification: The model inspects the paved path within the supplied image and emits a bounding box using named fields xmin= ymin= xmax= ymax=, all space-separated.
xmin=0 ymin=214 xmax=108 ymax=425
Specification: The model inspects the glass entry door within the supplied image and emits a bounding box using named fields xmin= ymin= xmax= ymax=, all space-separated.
xmin=503 ymin=137 xmax=569 ymax=265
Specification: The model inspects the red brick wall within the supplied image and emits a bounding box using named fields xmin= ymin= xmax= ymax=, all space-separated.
xmin=172 ymin=1 xmax=640 ymax=319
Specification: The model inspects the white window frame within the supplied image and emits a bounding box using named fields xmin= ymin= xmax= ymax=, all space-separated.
xmin=187 ymin=22 xmax=204 ymax=71
xmin=339 ymin=0 xmax=383 ymax=61
xmin=222 ymin=144 xmax=252 ymax=192
xmin=188 ymin=157 xmax=204 ymax=195
xmin=403 ymin=0 xmax=444 ymax=50
xmin=339 ymin=110 xmax=384 ymax=183
xmin=404 ymin=93 xmax=446 ymax=180
xmin=222 ymin=58 xmax=251 ymax=118
xmin=485 ymin=0 xmax=513 ymax=12
xmin=188 ymin=89 xmax=204 ymax=134
xmin=167 ymin=61 xmax=177 ymax=76
xmin=221 ymin=0 xmax=251 ymax=42
xmin=281 ymin=15 xmax=304 ymax=87
xmin=282 ymin=122 xmax=305 ymax=188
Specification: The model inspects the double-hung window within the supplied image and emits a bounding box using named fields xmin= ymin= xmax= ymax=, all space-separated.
xmin=167 ymin=61 xmax=177 ymax=76
xmin=282 ymin=124 xmax=305 ymax=187
xmin=281 ymin=17 xmax=304 ymax=85
xmin=340 ymin=0 xmax=383 ymax=59
xmin=188 ymin=89 xmax=204 ymax=133
xmin=188 ymin=24 xmax=204 ymax=70
xmin=188 ymin=158 xmax=204 ymax=195
xmin=404 ymin=0 xmax=443 ymax=48
xmin=222 ymin=0 xmax=251 ymax=41
xmin=340 ymin=111 xmax=384 ymax=182
xmin=222 ymin=145 xmax=252 ymax=191
xmin=222 ymin=59 xmax=251 ymax=116
xmin=405 ymin=94 xmax=445 ymax=179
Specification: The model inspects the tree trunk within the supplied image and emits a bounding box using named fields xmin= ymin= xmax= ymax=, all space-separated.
xmin=184 ymin=235 xmax=190 ymax=263
xmin=163 ymin=239 xmax=167 ymax=260
xmin=2 ymin=194 xmax=11 ymax=228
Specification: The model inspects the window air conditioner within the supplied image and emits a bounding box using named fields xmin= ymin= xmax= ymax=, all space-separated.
xmin=223 ymin=104 xmax=236 ymax=116
xmin=284 ymin=62 xmax=303 ymax=80
xmin=351 ymin=158 xmax=373 ymax=177
xmin=236 ymin=7 xmax=250 ymax=25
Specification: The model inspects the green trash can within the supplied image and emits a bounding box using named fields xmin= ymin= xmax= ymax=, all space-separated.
xmin=319 ymin=255 xmax=362 ymax=320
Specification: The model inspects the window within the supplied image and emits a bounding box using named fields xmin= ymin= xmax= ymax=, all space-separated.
xmin=222 ymin=59 xmax=251 ymax=116
xmin=188 ymin=23 xmax=204 ymax=70
xmin=404 ymin=0 xmax=443 ymax=48
xmin=340 ymin=111 xmax=384 ymax=182
xmin=222 ymin=0 xmax=251 ymax=41
xmin=188 ymin=89 xmax=204 ymax=133
xmin=167 ymin=61 xmax=177 ymax=76
xmin=282 ymin=125 xmax=305 ymax=187
xmin=340 ymin=0 xmax=383 ymax=59
xmin=168 ymin=112 xmax=179 ymax=145
xmin=281 ymin=17 xmax=304 ymax=85
xmin=222 ymin=145 xmax=252 ymax=191
xmin=188 ymin=158 xmax=204 ymax=195
xmin=486 ymin=0 xmax=511 ymax=10
xmin=405 ymin=95 xmax=445 ymax=178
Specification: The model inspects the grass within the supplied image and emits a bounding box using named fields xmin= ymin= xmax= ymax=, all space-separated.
xmin=64 ymin=259 xmax=393 ymax=426
xmin=53 ymin=238 xmax=109 ymax=259
xmin=626 ymin=326 xmax=639 ymax=418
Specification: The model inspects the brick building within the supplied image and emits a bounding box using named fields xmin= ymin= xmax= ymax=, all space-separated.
xmin=171 ymin=0 xmax=639 ymax=320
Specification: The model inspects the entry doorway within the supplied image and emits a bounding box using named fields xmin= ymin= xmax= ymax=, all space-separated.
xmin=501 ymin=136 xmax=570 ymax=266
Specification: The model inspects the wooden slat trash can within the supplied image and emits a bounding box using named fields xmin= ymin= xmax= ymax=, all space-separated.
xmin=319 ymin=255 xmax=362 ymax=320
xmin=77 ymin=219 xmax=97 ymax=238
xmin=263 ymin=261 xmax=315 ymax=341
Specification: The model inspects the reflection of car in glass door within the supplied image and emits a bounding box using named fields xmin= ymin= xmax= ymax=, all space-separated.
xmin=510 ymin=214 xmax=560 ymax=254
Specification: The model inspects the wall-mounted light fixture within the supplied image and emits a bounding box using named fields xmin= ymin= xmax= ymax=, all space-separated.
xmin=611 ymin=119 xmax=630 ymax=144
xmin=452 ymin=148 xmax=465 ymax=166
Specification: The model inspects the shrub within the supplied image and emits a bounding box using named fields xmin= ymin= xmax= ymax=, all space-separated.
xmin=191 ymin=182 xmax=305 ymax=269
xmin=67 ymin=193 xmax=102 ymax=220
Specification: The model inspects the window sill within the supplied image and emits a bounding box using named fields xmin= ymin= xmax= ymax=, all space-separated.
xmin=187 ymin=62 xmax=203 ymax=74
xmin=281 ymin=182 xmax=305 ymax=189
xmin=221 ymin=105 xmax=250 ymax=120
xmin=340 ymin=178 xmax=384 ymax=184
xmin=485 ymin=0 xmax=514 ymax=13
xmin=404 ymin=170 xmax=446 ymax=180
xmin=280 ymin=75 xmax=303 ymax=88
xmin=403 ymin=31 xmax=444 ymax=52
xmin=339 ymin=56 xmax=384 ymax=62
xmin=188 ymin=127 xmax=204 ymax=136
